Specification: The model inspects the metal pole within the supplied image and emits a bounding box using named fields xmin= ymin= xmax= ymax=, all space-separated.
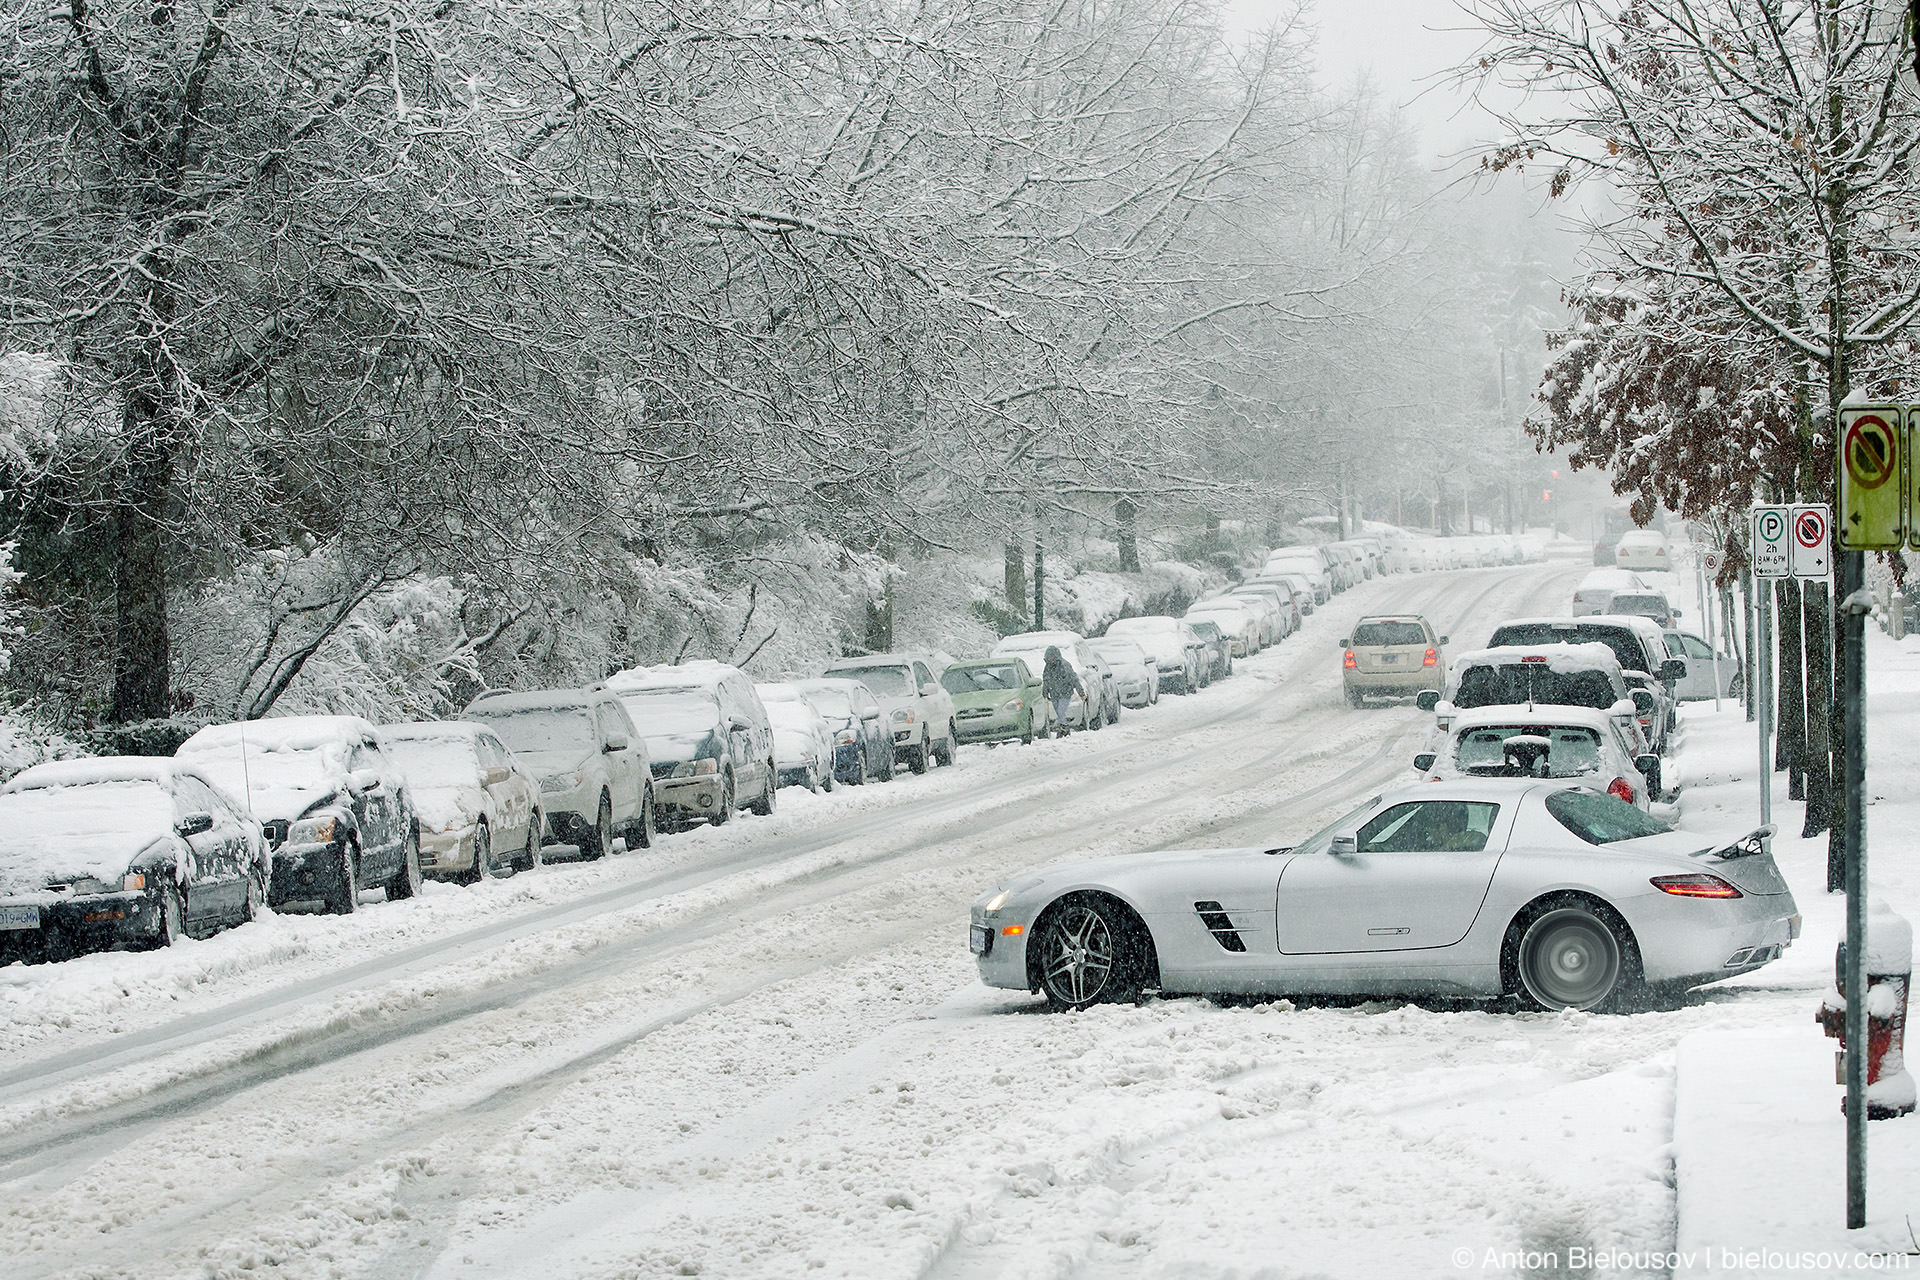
xmin=1838 ymin=546 xmax=1868 ymax=1230
xmin=1757 ymin=573 xmax=1772 ymax=850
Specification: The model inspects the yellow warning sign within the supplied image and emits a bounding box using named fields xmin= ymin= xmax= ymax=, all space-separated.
xmin=1839 ymin=406 xmax=1903 ymax=550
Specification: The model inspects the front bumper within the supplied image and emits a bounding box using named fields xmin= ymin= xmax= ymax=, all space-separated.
xmin=269 ymin=838 xmax=348 ymax=904
xmin=0 ymin=889 xmax=167 ymax=960
xmin=656 ymin=773 xmax=726 ymax=820
xmin=776 ymin=762 xmax=817 ymax=788
xmin=954 ymin=707 xmax=1027 ymax=743
xmin=971 ymin=905 xmax=1035 ymax=991
xmin=419 ymin=824 xmax=478 ymax=878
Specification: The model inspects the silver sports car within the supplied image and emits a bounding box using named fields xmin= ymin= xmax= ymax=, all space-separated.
xmin=970 ymin=780 xmax=1800 ymax=1013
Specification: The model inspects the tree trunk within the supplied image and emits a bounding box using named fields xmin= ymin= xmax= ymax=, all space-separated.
xmin=1777 ymin=578 xmax=1805 ymax=796
xmin=1115 ymin=498 xmax=1139 ymax=573
xmin=1741 ymin=572 xmax=1756 ymax=722
xmin=108 ymin=390 xmax=174 ymax=723
xmin=1004 ymin=536 xmax=1026 ymax=607
xmin=1802 ymin=580 xmax=1833 ymax=844
xmin=1032 ymin=525 xmax=1046 ymax=631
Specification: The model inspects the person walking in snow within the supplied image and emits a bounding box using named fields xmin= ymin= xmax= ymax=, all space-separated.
xmin=1041 ymin=645 xmax=1084 ymax=738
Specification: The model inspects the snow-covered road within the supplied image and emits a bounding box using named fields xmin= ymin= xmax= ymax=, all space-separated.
xmin=0 ymin=562 xmax=1825 ymax=1280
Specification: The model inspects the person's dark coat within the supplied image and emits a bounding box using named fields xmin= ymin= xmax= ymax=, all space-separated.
xmin=1041 ymin=646 xmax=1084 ymax=700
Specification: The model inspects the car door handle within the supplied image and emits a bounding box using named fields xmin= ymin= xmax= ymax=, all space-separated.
xmin=1367 ymin=927 xmax=1410 ymax=936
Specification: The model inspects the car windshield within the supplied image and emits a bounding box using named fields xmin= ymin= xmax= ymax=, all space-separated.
xmin=1089 ymin=642 xmax=1144 ymax=665
xmin=1284 ymin=794 xmax=1383 ymax=857
xmin=831 ymin=664 xmax=912 ymax=696
xmin=941 ymin=664 xmax=1021 ymax=693
xmin=1352 ymin=621 xmax=1426 ymax=646
xmin=472 ymin=707 xmax=592 ymax=754
xmin=1545 ymin=789 xmax=1673 ymax=843
xmin=1456 ymin=726 xmax=1601 ymax=777
xmin=1188 ymin=621 xmax=1222 ymax=639
xmin=799 ymin=686 xmax=854 ymax=718
xmin=384 ymin=738 xmax=478 ymax=791
xmin=619 ymin=690 xmax=720 ymax=735
xmin=1490 ymin=624 xmax=1647 ymax=674
xmin=1453 ymin=664 xmax=1618 ymax=711
xmin=0 ymin=781 xmax=174 ymax=843
xmin=185 ymin=743 xmax=334 ymax=799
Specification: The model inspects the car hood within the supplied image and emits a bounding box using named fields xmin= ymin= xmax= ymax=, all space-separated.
xmin=950 ymin=689 xmax=1021 ymax=711
xmin=642 ymin=731 xmax=720 ymax=765
xmin=509 ymin=749 xmax=595 ymax=782
xmin=413 ymin=785 xmax=485 ymax=834
xmin=1002 ymin=846 xmax=1268 ymax=895
xmin=0 ymin=833 xmax=175 ymax=898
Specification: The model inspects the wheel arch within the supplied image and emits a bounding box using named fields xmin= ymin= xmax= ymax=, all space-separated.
xmin=1025 ymin=889 xmax=1161 ymax=994
xmin=1498 ymin=888 xmax=1642 ymax=1001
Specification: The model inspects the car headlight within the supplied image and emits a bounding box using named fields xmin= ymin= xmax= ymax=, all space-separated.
xmin=672 ymin=758 xmax=720 ymax=778
xmin=289 ymin=815 xmax=339 ymax=844
xmin=984 ymin=890 xmax=1011 ymax=913
xmin=891 ymin=709 xmax=913 ymax=724
xmin=539 ymin=770 xmax=582 ymax=795
xmin=835 ymin=728 xmax=857 ymax=745
xmin=122 ymin=872 xmax=148 ymax=892
xmin=1001 ymin=698 xmax=1023 ymax=712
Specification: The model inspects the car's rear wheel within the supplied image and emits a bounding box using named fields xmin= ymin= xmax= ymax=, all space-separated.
xmin=388 ymin=828 xmax=423 ymax=900
xmin=1513 ymin=903 xmax=1638 ymax=1012
xmin=1035 ymin=897 xmax=1147 ymax=1010
xmin=1344 ymin=686 xmax=1366 ymax=708
xmin=584 ymin=792 xmax=615 ymax=855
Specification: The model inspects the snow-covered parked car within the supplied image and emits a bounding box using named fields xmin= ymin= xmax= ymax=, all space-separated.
xmin=970 ymin=780 xmax=1799 ymax=1013
xmin=758 ymin=683 xmax=837 ymax=792
xmin=1615 ymin=529 xmax=1673 ymax=572
xmin=1102 ymin=616 xmax=1206 ymax=694
xmin=1183 ymin=598 xmax=1261 ymax=657
xmin=1570 ymin=567 xmax=1649 ymax=616
xmin=380 ymin=721 xmax=545 ymax=881
xmin=794 ymin=677 xmax=894 ymax=784
xmin=464 ymin=689 xmax=654 ymax=855
xmin=1088 ymin=637 xmax=1159 ymax=708
xmin=987 ymin=633 xmax=1114 ymax=733
xmin=0 ymin=758 xmax=267 ymax=963
xmin=824 ymin=652 xmax=959 ymax=774
xmin=607 ymin=662 xmax=775 ymax=824
xmin=1486 ymin=616 xmax=1687 ymax=756
xmin=1412 ymin=706 xmax=1660 ymax=810
xmin=177 ymin=716 xmax=421 ymax=914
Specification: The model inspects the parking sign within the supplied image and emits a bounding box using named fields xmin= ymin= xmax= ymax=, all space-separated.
xmin=1752 ymin=506 xmax=1790 ymax=578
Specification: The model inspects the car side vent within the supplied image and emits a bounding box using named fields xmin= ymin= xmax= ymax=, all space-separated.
xmin=1193 ymin=900 xmax=1247 ymax=953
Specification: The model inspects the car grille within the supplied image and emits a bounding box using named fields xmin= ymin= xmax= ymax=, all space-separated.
xmin=957 ymin=708 xmax=995 ymax=719
xmin=649 ymin=762 xmax=676 ymax=780
xmin=261 ymin=819 xmax=290 ymax=849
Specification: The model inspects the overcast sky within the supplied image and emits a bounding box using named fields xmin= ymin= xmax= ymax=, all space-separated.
xmin=1224 ymin=0 xmax=1501 ymax=160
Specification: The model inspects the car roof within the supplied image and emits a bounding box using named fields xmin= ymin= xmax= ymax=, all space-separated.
xmin=180 ymin=714 xmax=380 ymax=754
xmin=1450 ymin=642 xmax=1626 ymax=675
xmin=1449 ymin=704 xmax=1618 ymax=734
xmin=380 ymin=719 xmax=493 ymax=743
xmin=607 ymin=659 xmax=749 ymax=691
xmin=3 ymin=756 xmax=198 ymax=793
xmin=1354 ymin=614 xmax=1428 ymax=626
xmin=464 ymin=688 xmax=604 ymax=712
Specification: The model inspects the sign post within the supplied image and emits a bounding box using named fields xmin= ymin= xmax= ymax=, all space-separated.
xmin=1834 ymin=407 xmax=1899 ymax=1231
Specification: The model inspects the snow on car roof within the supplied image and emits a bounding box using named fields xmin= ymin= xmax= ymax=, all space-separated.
xmin=607 ymin=659 xmax=748 ymax=691
xmin=464 ymin=688 xmax=600 ymax=712
xmin=179 ymin=715 xmax=377 ymax=755
xmin=1618 ymin=529 xmax=1668 ymax=544
xmin=1576 ymin=568 xmax=1648 ymax=590
xmin=3 ymin=756 xmax=191 ymax=792
xmin=1448 ymin=704 xmax=1620 ymax=734
xmin=380 ymin=719 xmax=490 ymax=742
xmin=1450 ymin=643 xmax=1625 ymax=675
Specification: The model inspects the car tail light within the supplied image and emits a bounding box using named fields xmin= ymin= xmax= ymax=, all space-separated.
xmin=1343 ymin=650 xmax=1356 ymax=669
xmin=1423 ymin=648 xmax=1438 ymax=667
xmin=1607 ymin=776 xmax=1636 ymax=803
xmin=1522 ymin=654 xmax=1546 ymax=663
xmin=1651 ymin=873 xmax=1742 ymax=899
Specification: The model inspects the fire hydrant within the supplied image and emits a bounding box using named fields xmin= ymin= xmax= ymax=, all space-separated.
xmin=1816 ymin=900 xmax=1916 ymax=1119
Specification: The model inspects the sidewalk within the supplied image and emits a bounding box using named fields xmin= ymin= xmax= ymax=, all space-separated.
xmin=1669 ymin=627 xmax=1920 ymax=1276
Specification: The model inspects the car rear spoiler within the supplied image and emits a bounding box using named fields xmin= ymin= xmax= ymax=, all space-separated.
xmin=1702 ymin=825 xmax=1774 ymax=860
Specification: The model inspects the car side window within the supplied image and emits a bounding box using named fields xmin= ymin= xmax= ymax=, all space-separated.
xmin=173 ymin=775 xmax=222 ymax=820
xmin=348 ymin=742 xmax=377 ymax=772
xmin=476 ymin=734 xmax=506 ymax=770
xmin=1682 ymin=635 xmax=1713 ymax=659
xmin=1355 ymin=801 xmax=1501 ymax=853
xmin=913 ymin=662 xmax=933 ymax=688
xmin=594 ymin=703 xmax=624 ymax=745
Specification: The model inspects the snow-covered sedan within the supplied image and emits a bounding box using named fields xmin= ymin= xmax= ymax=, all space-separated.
xmin=970 ymin=781 xmax=1798 ymax=1013
xmin=380 ymin=721 xmax=544 ymax=881
xmin=0 ymin=759 xmax=267 ymax=963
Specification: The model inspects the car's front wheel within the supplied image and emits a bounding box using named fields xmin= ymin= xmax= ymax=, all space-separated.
xmin=750 ymin=764 xmax=776 ymax=816
xmin=388 ymin=828 xmax=423 ymax=900
xmin=517 ymin=814 xmax=542 ymax=873
xmin=1035 ymin=897 xmax=1147 ymax=1010
xmin=934 ymin=724 xmax=957 ymax=765
xmin=908 ymin=735 xmax=929 ymax=774
xmin=710 ymin=773 xmax=735 ymax=825
xmin=153 ymin=882 xmax=185 ymax=948
xmin=585 ymin=792 xmax=616 ymax=854
xmin=326 ymin=843 xmax=360 ymax=916
xmin=464 ymin=820 xmax=494 ymax=884
xmin=632 ymin=787 xmax=657 ymax=848
xmin=1512 ymin=901 xmax=1639 ymax=1012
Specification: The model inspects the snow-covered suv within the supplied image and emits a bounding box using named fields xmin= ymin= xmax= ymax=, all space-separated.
xmin=823 ymin=653 xmax=957 ymax=773
xmin=463 ymin=688 xmax=653 ymax=858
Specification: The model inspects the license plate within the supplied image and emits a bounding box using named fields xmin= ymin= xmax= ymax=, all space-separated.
xmin=1380 ymin=654 xmax=1399 ymax=664
xmin=0 ymin=905 xmax=41 ymax=931
xmin=969 ymin=924 xmax=991 ymax=955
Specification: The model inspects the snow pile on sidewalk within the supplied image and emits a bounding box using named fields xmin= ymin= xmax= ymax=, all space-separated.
xmin=1670 ymin=625 xmax=1920 ymax=1277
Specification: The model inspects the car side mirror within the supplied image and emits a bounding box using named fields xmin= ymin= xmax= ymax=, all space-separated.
xmin=1610 ymin=698 xmax=1637 ymax=718
xmin=861 ymin=709 xmax=881 ymax=721
xmin=1415 ymin=690 xmax=1440 ymax=712
xmin=347 ymin=768 xmax=382 ymax=796
xmin=728 ymin=715 xmax=750 ymax=732
xmin=1661 ymin=658 xmax=1688 ymax=681
xmin=482 ymin=766 xmax=511 ymax=785
xmin=1439 ymin=635 xmax=1450 ymax=646
xmin=602 ymin=734 xmax=629 ymax=753
xmin=175 ymin=811 xmax=215 ymax=837
xmin=1412 ymin=753 xmax=1436 ymax=773
xmin=1634 ymin=753 xmax=1661 ymax=776
xmin=1337 ymin=638 xmax=1350 ymax=648
xmin=1330 ymin=834 xmax=1358 ymax=858
xmin=1631 ymin=690 xmax=1656 ymax=714
xmin=1671 ymin=607 xmax=1683 ymax=618
xmin=920 ymin=682 xmax=941 ymax=697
